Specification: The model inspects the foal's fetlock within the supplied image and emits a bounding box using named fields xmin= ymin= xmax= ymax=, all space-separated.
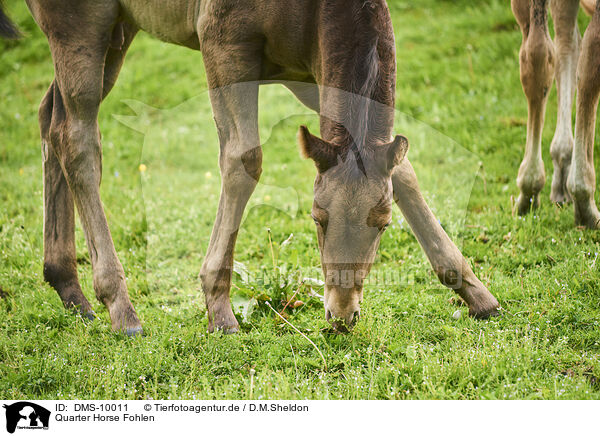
xmin=550 ymin=140 xmax=573 ymax=204
xmin=516 ymin=163 xmax=545 ymax=215
xmin=94 ymin=274 xmax=142 ymax=335
xmin=550 ymin=170 xmax=572 ymax=204
xmin=201 ymin=266 xmax=239 ymax=334
xmin=438 ymin=261 xmax=500 ymax=319
xmin=44 ymin=263 xmax=95 ymax=320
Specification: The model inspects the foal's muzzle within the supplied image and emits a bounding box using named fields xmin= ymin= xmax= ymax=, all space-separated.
xmin=326 ymin=308 xmax=360 ymax=333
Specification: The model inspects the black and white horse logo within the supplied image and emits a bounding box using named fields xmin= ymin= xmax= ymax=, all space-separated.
xmin=3 ymin=402 xmax=50 ymax=433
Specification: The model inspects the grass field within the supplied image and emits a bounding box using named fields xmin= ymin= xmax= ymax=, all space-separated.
xmin=1 ymin=0 xmax=599 ymax=400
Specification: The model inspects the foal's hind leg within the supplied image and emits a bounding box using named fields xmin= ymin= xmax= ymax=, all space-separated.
xmin=512 ymin=0 xmax=555 ymax=215
xmin=199 ymin=45 xmax=262 ymax=333
xmin=567 ymin=3 xmax=600 ymax=229
xmin=40 ymin=83 xmax=95 ymax=320
xmin=39 ymin=23 xmax=137 ymax=320
xmin=392 ymin=160 xmax=500 ymax=318
xmin=549 ymin=0 xmax=580 ymax=204
xmin=39 ymin=2 xmax=142 ymax=333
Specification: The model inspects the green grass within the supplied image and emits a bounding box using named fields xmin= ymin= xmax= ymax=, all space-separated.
xmin=1 ymin=0 xmax=599 ymax=400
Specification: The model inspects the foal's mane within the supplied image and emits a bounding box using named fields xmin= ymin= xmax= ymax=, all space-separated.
xmin=328 ymin=0 xmax=395 ymax=177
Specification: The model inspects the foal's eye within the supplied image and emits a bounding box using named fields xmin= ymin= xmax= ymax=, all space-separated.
xmin=381 ymin=221 xmax=391 ymax=231
xmin=311 ymin=215 xmax=320 ymax=226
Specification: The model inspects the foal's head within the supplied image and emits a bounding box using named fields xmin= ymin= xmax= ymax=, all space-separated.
xmin=298 ymin=126 xmax=408 ymax=332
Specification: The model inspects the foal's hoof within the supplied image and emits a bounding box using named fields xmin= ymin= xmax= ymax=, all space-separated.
xmin=213 ymin=324 xmax=239 ymax=335
xmin=573 ymin=202 xmax=600 ymax=230
xmin=467 ymin=291 xmax=501 ymax=320
xmin=125 ymin=327 xmax=144 ymax=337
xmin=69 ymin=306 xmax=96 ymax=322
xmin=64 ymin=295 xmax=95 ymax=321
xmin=108 ymin=300 xmax=143 ymax=335
xmin=469 ymin=306 xmax=501 ymax=320
xmin=516 ymin=194 xmax=539 ymax=216
xmin=82 ymin=311 xmax=96 ymax=322
xmin=209 ymin=318 xmax=240 ymax=335
xmin=208 ymin=307 xmax=240 ymax=334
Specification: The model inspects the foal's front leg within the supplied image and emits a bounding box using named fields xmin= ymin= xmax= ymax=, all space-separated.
xmin=199 ymin=80 xmax=262 ymax=333
xmin=392 ymin=159 xmax=500 ymax=318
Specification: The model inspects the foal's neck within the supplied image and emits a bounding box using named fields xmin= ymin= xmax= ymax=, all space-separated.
xmin=316 ymin=1 xmax=397 ymax=150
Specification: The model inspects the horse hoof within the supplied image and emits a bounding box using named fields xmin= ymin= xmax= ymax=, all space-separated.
xmin=125 ymin=327 xmax=144 ymax=337
xmin=574 ymin=203 xmax=600 ymax=229
xmin=211 ymin=323 xmax=240 ymax=335
xmin=516 ymin=194 xmax=539 ymax=216
xmin=207 ymin=306 xmax=240 ymax=334
xmin=550 ymin=189 xmax=571 ymax=205
xmin=469 ymin=306 xmax=501 ymax=320
xmin=221 ymin=325 xmax=239 ymax=335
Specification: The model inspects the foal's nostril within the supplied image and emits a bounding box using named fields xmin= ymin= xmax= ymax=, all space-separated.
xmin=347 ymin=310 xmax=360 ymax=327
xmin=326 ymin=309 xmax=332 ymax=322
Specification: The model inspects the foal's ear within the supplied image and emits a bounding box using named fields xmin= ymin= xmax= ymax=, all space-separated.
xmin=377 ymin=135 xmax=409 ymax=175
xmin=298 ymin=125 xmax=339 ymax=173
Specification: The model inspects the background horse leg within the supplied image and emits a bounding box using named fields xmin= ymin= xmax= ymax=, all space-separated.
xmin=199 ymin=43 xmax=262 ymax=333
xmin=568 ymin=2 xmax=600 ymax=229
xmin=392 ymin=159 xmax=500 ymax=318
xmin=37 ymin=0 xmax=142 ymax=334
xmin=512 ymin=0 xmax=555 ymax=215
xmin=549 ymin=0 xmax=580 ymax=204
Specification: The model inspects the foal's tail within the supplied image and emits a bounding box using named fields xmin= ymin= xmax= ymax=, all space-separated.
xmin=581 ymin=0 xmax=597 ymax=17
xmin=0 ymin=0 xmax=20 ymax=39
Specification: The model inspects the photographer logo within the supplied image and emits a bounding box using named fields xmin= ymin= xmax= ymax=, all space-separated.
xmin=3 ymin=402 xmax=50 ymax=433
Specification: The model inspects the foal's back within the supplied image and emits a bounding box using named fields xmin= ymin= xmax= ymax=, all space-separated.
xmin=117 ymin=0 xmax=320 ymax=52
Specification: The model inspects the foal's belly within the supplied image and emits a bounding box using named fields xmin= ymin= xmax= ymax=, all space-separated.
xmin=118 ymin=0 xmax=200 ymax=49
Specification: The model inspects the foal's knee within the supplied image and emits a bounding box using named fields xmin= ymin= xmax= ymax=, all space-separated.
xmin=220 ymin=145 xmax=263 ymax=185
